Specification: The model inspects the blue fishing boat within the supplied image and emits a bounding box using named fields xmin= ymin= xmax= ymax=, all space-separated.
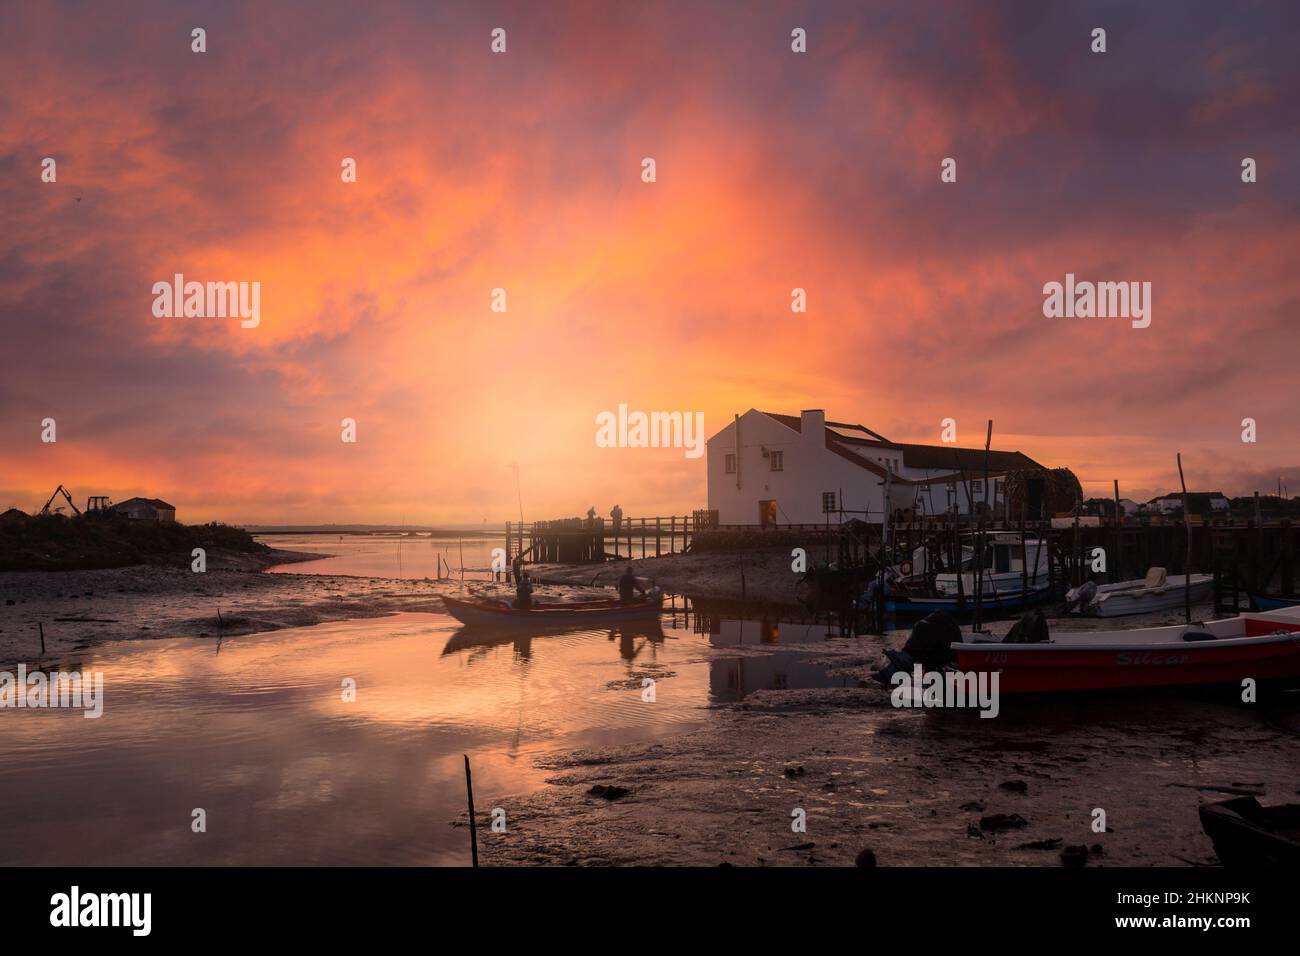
xmin=882 ymin=586 xmax=1052 ymax=615
xmin=1251 ymin=593 xmax=1300 ymax=611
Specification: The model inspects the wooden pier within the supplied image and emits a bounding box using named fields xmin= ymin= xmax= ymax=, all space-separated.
xmin=507 ymin=509 xmax=1299 ymax=612
xmin=505 ymin=512 xmax=717 ymax=564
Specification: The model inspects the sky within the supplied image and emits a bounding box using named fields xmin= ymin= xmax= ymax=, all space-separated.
xmin=1 ymin=0 xmax=1298 ymax=525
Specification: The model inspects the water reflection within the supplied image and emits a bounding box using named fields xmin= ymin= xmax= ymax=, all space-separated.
xmin=0 ymin=601 xmax=867 ymax=865
xmin=442 ymin=620 xmax=666 ymax=662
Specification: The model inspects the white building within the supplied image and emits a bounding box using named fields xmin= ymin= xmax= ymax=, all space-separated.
xmin=1148 ymin=492 xmax=1229 ymax=515
xmin=706 ymin=409 xmax=1045 ymax=526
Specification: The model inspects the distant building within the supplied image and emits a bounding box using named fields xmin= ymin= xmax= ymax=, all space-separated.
xmin=1085 ymin=497 xmax=1141 ymax=518
xmin=706 ymin=409 xmax=1047 ymax=525
xmin=111 ymin=497 xmax=177 ymax=521
xmin=1148 ymin=492 xmax=1229 ymax=516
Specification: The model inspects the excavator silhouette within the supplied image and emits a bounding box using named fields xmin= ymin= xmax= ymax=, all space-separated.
xmin=38 ymin=484 xmax=81 ymax=516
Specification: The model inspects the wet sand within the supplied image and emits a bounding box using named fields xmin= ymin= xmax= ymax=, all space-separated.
xmin=0 ymin=555 xmax=607 ymax=666
xmin=475 ymin=636 xmax=1300 ymax=867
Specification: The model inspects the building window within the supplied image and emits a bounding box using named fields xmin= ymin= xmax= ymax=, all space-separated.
xmin=770 ymin=450 xmax=783 ymax=472
xmin=724 ymin=453 xmax=736 ymax=474
xmin=993 ymin=479 xmax=1003 ymax=499
xmin=947 ymin=484 xmax=957 ymax=506
xmin=971 ymin=479 xmax=985 ymax=495
xmin=822 ymin=491 xmax=837 ymax=514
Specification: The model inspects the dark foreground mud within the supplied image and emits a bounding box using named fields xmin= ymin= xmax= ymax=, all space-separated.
xmin=474 ymin=637 xmax=1300 ymax=867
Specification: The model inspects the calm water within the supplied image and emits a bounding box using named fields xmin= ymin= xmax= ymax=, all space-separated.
xmin=257 ymin=533 xmax=504 ymax=580
xmin=0 ymin=601 xmax=856 ymax=865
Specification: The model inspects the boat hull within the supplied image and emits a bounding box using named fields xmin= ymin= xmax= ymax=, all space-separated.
xmin=442 ymin=595 xmax=663 ymax=627
xmin=1199 ymin=798 xmax=1300 ymax=867
xmin=1251 ymin=594 xmax=1300 ymax=611
xmin=885 ymin=588 xmax=1050 ymax=615
xmin=952 ymin=611 xmax=1300 ymax=694
xmin=1087 ymin=575 xmax=1214 ymax=617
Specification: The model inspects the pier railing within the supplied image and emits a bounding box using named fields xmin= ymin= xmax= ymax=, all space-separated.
xmin=506 ymin=513 xmax=716 ymax=564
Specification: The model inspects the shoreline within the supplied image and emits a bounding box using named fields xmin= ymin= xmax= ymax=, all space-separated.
xmin=0 ymin=548 xmax=446 ymax=666
xmin=0 ymin=550 xmax=614 ymax=667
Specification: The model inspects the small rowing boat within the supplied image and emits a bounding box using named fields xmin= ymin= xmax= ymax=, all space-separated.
xmin=442 ymin=594 xmax=663 ymax=627
xmin=1199 ymin=797 xmax=1300 ymax=866
xmin=951 ymin=605 xmax=1300 ymax=693
xmin=1065 ymin=567 xmax=1213 ymax=618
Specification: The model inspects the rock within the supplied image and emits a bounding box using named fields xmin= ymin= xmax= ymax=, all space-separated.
xmin=1060 ymin=844 xmax=1089 ymax=867
xmin=1017 ymin=838 xmax=1063 ymax=851
xmin=979 ymin=813 xmax=1029 ymax=832
xmin=588 ymin=784 xmax=630 ymax=800
xmin=784 ymin=765 xmax=806 ymax=778
xmin=959 ymin=801 xmax=985 ymax=812
xmin=855 ymin=848 xmax=877 ymax=867
xmin=999 ymin=780 xmax=1028 ymax=793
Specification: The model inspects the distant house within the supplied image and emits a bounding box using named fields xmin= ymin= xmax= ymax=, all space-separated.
xmin=1148 ymin=492 xmax=1229 ymax=516
xmin=706 ymin=409 xmax=1047 ymax=525
xmin=111 ymin=497 xmax=177 ymax=522
xmin=1085 ymin=497 xmax=1141 ymax=518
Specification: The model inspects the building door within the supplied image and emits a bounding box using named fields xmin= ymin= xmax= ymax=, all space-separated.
xmin=758 ymin=499 xmax=777 ymax=528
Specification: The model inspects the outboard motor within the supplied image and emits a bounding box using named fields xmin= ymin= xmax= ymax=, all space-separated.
xmin=874 ymin=610 xmax=961 ymax=685
xmin=1004 ymin=608 xmax=1050 ymax=644
xmin=1064 ymin=580 xmax=1097 ymax=613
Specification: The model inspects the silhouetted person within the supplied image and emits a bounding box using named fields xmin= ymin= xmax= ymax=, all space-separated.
xmin=618 ymin=565 xmax=646 ymax=604
xmin=610 ymin=504 xmax=623 ymax=532
xmin=514 ymin=570 xmax=534 ymax=610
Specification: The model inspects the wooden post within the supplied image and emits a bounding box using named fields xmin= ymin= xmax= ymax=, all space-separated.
xmin=1177 ymin=452 xmax=1191 ymax=625
xmin=38 ymin=622 xmax=46 ymax=656
xmin=1113 ymin=479 xmax=1123 ymax=582
xmin=1282 ymin=519 xmax=1294 ymax=597
xmin=1020 ymin=503 xmax=1029 ymax=597
xmin=463 ymin=754 xmax=479 ymax=868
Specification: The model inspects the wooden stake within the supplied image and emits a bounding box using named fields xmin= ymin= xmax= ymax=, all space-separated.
xmin=38 ymin=622 xmax=46 ymax=656
xmin=1177 ymin=452 xmax=1192 ymax=625
xmin=464 ymin=753 xmax=479 ymax=868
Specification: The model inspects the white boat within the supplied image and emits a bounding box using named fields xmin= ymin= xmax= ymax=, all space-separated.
xmin=933 ymin=536 xmax=1050 ymax=597
xmin=1065 ymin=567 xmax=1213 ymax=618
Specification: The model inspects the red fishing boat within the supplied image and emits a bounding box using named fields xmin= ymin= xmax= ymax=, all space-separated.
xmin=951 ymin=607 xmax=1300 ymax=694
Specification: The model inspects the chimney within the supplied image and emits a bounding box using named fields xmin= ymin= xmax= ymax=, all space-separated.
xmin=800 ymin=409 xmax=825 ymax=448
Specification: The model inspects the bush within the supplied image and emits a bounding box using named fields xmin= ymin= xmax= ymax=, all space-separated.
xmin=0 ymin=513 xmax=267 ymax=571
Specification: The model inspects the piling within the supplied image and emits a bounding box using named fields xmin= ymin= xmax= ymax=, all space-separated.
xmin=463 ymin=754 xmax=479 ymax=868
